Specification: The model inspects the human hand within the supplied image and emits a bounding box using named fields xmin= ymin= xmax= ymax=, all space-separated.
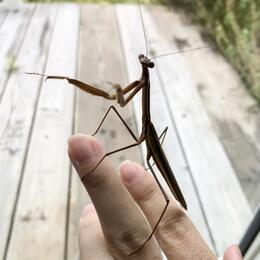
xmin=68 ymin=134 xmax=243 ymax=260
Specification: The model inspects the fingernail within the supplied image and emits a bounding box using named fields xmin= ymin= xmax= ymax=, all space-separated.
xmin=121 ymin=161 xmax=143 ymax=184
xmin=68 ymin=135 xmax=95 ymax=164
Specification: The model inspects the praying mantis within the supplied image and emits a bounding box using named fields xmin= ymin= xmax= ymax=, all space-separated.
xmin=26 ymin=11 xmax=190 ymax=253
xmin=26 ymin=52 xmax=188 ymax=255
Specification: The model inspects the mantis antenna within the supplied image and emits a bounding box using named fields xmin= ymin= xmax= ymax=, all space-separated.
xmin=151 ymin=45 xmax=212 ymax=60
xmin=137 ymin=0 xmax=149 ymax=57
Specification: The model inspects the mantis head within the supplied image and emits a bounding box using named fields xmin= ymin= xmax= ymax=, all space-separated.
xmin=138 ymin=54 xmax=154 ymax=68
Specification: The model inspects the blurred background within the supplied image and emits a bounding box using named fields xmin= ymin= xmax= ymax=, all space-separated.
xmin=0 ymin=0 xmax=259 ymax=259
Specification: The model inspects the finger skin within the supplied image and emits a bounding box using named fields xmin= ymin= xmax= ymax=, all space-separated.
xmin=223 ymin=245 xmax=243 ymax=260
xmin=79 ymin=204 xmax=114 ymax=260
xmin=120 ymin=161 xmax=216 ymax=260
xmin=68 ymin=134 xmax=161 ymax=259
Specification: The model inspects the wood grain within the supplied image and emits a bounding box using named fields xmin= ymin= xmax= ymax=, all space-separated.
xmin=5 ymin=4 xmax=79 ymax=260
xmin=0 ymin=8 xmax=8 ymax=29
xmin=0 ymin=5 xmax=35 ymax=100
xmin=0 ymin=4 xmax=57 ymax=259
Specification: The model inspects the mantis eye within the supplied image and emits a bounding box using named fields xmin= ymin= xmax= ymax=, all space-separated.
xmin=148 ymin=62 xmax=155 ymax=68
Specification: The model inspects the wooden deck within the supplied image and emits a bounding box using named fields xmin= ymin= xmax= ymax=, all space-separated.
xmin=0 ymin=3 xmax=258 ymax=260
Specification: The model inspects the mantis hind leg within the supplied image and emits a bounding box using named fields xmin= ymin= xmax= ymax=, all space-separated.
xmin=129 ymin=157 xmax=170 ymax=256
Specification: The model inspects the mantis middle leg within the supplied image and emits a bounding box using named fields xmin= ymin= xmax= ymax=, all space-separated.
xmin=129 ymin=155 xmax=170 ymax=256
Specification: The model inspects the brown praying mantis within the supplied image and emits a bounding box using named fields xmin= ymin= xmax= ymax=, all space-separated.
xmin=26 ymin=54 xmax=187 ymax=255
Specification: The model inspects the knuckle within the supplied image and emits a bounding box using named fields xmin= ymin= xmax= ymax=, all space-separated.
xmin=106 ymin=226 xmax=151 ymax=256
xmin=156 ymin=203 xmax=190 ymax=247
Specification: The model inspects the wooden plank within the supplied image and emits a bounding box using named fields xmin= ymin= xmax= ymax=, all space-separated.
xmin=141 ymin=4 xmax=252 ymax=254
xmin=0 ymin=4 xmax=57 ymax=259
xmin=0 ymin=4 xmax=34 ymax=100
xmin=116 ymin=4 xmax=214 ymax=251
xmin=0 ymin=8 xmax=8 ymax=29
xmin=5 ymin=4 xmax=79 ymax=260
xmin=67 ymin=4 xmax=142 ymax=259
xmin=217 ymin=120 xmax=260 ymax=209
